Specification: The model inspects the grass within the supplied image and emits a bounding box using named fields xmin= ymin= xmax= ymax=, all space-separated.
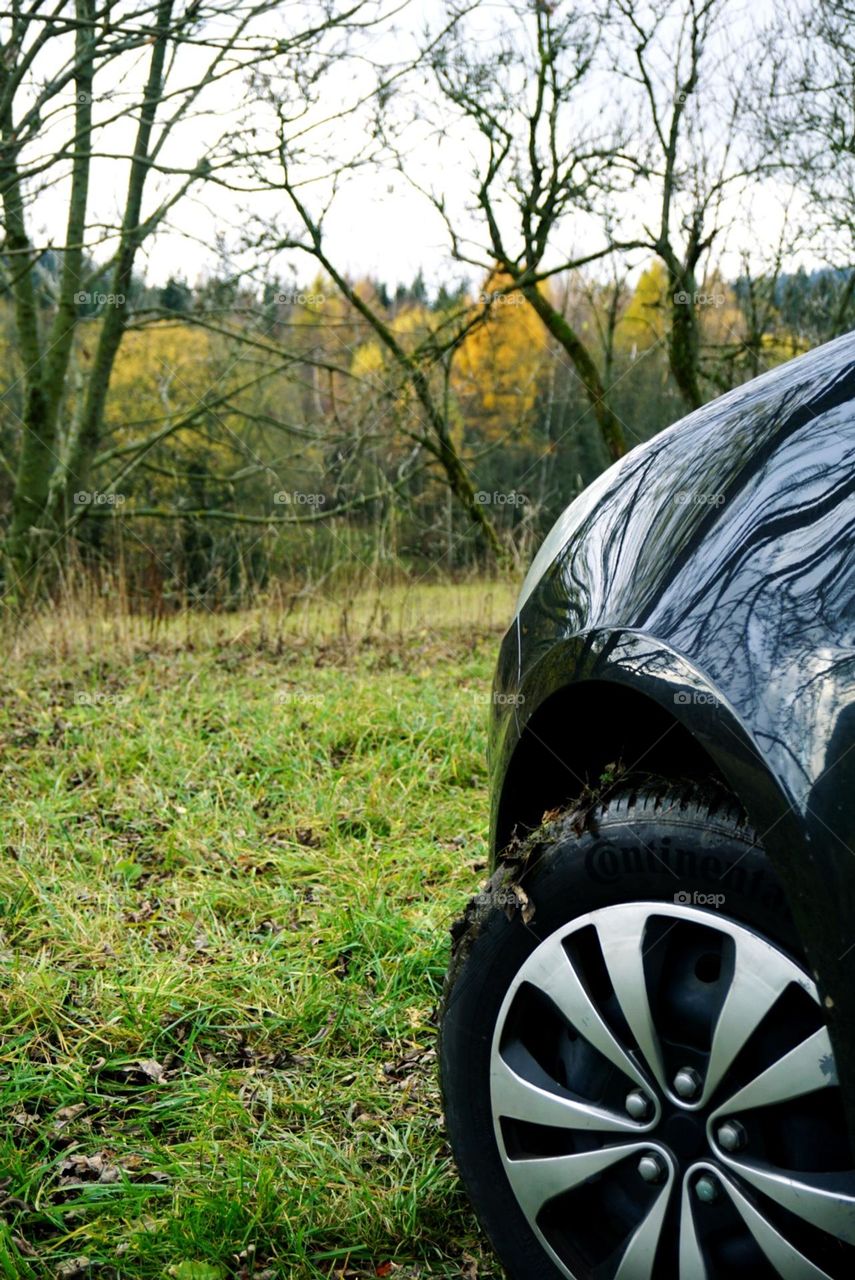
xmin=0 ymin=581 xmax=517 ymax=1279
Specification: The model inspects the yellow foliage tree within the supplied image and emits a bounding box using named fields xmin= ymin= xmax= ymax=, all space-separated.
xmin=99 ymin=320 xmax=254 ymax=508
xmin=453 ymin=274 xmax=549 ymax=446
xmin=106 ymin=322 xmax=217 ymax=426
xmin=618 ymin=261 xmax=668 ymax=354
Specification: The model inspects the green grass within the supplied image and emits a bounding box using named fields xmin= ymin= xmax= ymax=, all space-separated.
xmin=0 ymin=582 xmax=516 ymax=1278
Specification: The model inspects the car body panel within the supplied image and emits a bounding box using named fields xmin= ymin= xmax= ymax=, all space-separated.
xmin=489 ymin=331 xmax=855 ymax=1138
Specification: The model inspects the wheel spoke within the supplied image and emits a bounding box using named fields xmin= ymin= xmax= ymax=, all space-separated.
xmin=701 ymin=941 xmax=793 ymax=1104
xmin=724 ymin=1160 xmax=855 ymax=1243
xmin=678 ymin=1175 xmax=709 ymax=1280
xmin=720 ymin=1170 xmax=835 ymax=1278
xmin=716 ymin=1027 xmax=837 ymax=1114
xmin=501 ymin=1143 xmax=645 ymax=1222
xmin=595 ymin=907 xmax=668 ymax=1094
xmin=525 ymin=932 xmax=651 ymax=1091
xmin=492 ymin=1051 xmax=643 ymax=1134
xmin=613 ymin=1171 xmax=673 ymax=1280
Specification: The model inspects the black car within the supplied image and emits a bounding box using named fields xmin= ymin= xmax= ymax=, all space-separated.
xmin=440 ymin=333 xmax=855 ymax=1279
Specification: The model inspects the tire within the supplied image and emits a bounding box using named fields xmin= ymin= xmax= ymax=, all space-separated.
xmin=439 ymin=783 xmax=855 ymax=1280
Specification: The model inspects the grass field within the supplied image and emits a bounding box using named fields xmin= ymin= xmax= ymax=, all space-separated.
xmin=0 ymin=582 xmax=517 ymax=1279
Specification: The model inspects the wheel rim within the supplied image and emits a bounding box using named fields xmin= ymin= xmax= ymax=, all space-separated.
xmin=490 ymin=901 xmax=855 ymax=1279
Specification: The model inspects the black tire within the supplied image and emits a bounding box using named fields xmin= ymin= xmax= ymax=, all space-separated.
xmin=439 ymin=782 xmax=804 ymax=1280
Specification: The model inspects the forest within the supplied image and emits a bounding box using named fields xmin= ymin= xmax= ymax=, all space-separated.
xmin=0 ymin=0 xmax=853 ymax=607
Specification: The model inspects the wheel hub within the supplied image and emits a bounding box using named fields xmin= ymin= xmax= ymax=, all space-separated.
xmin=659 ymin=1108 xmax=707 ymax=1167
xmin=490 ymin=901 xmax=855 ymax=1279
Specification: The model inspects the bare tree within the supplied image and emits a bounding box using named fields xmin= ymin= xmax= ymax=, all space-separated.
xmin=0 ymin=0 xmax=368 ymax=583
xmin=756 ymin=0 xmax=855 ymax=340
xmin=221 ymin=22 xmax=510 ymax=560
xmin=417 ymin=0 xmax=770 ymax=425
xmin=270 ymin=213 xmax=503 ymax=557
xmin=415 ymin=0 xmax=642 ymax=461
xmin=611 ymin=0 xmax=761 ymax=410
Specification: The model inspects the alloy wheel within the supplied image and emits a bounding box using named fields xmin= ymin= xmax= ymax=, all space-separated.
xmin=490 ymin=902 xmax=855 ymax=1278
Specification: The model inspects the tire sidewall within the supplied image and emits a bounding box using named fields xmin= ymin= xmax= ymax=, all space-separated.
xmin=441 ymin=797 xmax=800 ymax=1280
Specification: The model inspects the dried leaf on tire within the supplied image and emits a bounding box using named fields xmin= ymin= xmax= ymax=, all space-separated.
xmin=504 ymin=882 xmax=535 ymax=925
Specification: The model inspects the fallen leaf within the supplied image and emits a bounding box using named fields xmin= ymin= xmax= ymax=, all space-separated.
xmin=59 ymin=1152 xmax=118 ymax=1184
xmin=56 ymin=1257 xmax=90 ymax=1277
xmin=119 ymin=1058 xmax=165 ymax=1084
xmin=51 ymin=1103 xmax=87 ymax=1136
xmin=124 ymin=899 xmax=157 ymax=923
xmin=12 ymin=1234 xmax=38 ymax=1258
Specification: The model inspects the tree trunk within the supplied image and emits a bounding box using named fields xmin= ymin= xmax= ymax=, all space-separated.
xmin=3 ymin=127 xmax=48 ymax=577
xmin=4 ymin=0 xmax=96 ymax=579
xmin=60 ymin=0 xmax=174 ymax=516
xmin=666 ymin=267 xmax=703 ymax=411
xmin=523 ymin=286 xmax=627 ymax=462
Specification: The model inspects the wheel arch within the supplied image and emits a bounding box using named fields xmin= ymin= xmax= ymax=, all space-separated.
xmin=493 ymin=678 xmax=734 ymax=855
xmin=491 ymin=629 xmax=805 ymax=875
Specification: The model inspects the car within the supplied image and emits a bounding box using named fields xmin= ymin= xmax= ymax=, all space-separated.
xmin=440 ymin=332 xmax=855 ymax=1279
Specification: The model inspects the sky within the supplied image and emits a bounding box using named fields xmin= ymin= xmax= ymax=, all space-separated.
xmin=10 ymin=0 xmax=810 ymax=298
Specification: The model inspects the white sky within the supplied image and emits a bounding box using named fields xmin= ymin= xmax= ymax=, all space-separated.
xmin=10 ymin=0 xmax=815 ymax=297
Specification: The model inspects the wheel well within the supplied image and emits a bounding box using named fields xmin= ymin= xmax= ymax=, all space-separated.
xmin=494 ymin=679 xmax=733 ymax=853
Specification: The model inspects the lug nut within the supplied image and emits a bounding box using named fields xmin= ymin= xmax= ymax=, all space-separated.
xmin=637 ymin=1152 xmax=666 ymax=1184
xmin=625 ymin=1089 xmax=652 ymax=1120
xmin=695 ymin=1174 xmax=720 ymax=1203
xmin=717 ymin=1119 xmax=747 ymax=1152
xmin=673 ymin=1066 xmax=702 ymax=1100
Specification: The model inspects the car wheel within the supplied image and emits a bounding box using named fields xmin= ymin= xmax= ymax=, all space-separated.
xmin=440 ymin=784 xmax=855 ymax=1279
